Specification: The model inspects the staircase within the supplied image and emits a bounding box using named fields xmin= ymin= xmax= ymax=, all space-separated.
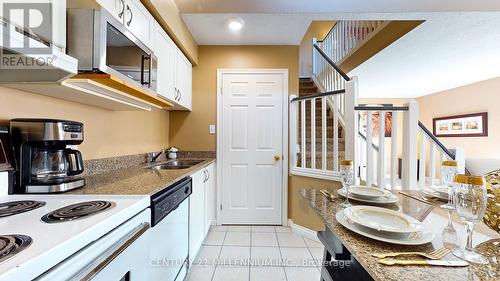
xmin=297 ymin=78 xmax=345 ymax=170
xmin=290 ymin=20 xmax=466 ymax=189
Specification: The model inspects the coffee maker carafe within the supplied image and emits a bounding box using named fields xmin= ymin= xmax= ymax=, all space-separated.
xmin=10 ymin=119 xmax=85 ymax=193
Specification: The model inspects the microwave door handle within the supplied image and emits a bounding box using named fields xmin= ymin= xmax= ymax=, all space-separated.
xmin=72 ymin=223 xmax=150 ymax=281
xmin=141 ymin=55 xmax=151 ymax=86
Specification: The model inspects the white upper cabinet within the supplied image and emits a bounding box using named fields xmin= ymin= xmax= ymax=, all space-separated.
xmin=175 ymin=50 xmax=193 ymax=110
xmin=96 ymin=0 xmax=123 ymax=21
xmin=97 ymin=0 xmax=153 ymax=49
xmin=123 ymin=0 xmax=153 ymax=49
xmin=154 ymin=23 xmax=177 ymax=101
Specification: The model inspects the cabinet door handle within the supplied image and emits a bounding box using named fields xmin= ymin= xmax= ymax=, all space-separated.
xmin=126 ymin=5 xmax=133 ymax=26
xmin=118 ymin=0 xmax=125 ymax=19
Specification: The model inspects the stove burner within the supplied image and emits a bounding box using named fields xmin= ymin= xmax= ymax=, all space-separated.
xmin=41 ymin=201 xmax=115 ymax=223
xmin=0 ymin=235 xmax=32 ymax=263
xmin=0 ymin=201 xmax=46 ymax=218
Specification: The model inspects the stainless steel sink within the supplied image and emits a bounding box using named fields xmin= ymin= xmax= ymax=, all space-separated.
xmin=145 ymin=160 xmax=204 ymax=170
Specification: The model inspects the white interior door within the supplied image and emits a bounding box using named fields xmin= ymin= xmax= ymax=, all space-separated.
xmin=220 ymin=71 xmax=284 ymax=225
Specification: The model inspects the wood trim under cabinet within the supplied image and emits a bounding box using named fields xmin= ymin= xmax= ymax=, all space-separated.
xmin=70 ymin=73 xmax=174 ymax=109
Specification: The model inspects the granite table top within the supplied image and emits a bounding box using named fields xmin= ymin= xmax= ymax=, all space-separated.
xmin=300 ymin=188 xmax=500 ymax=281
xmin=68 ymin=158 xmax=215 ymax=196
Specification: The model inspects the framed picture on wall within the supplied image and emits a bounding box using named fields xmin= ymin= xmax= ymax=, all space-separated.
xmin=433 ymin=112 xmax=488 ymax=137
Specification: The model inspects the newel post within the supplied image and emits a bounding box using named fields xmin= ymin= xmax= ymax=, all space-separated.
xmin=402 ymin=100 xmax=419 ymax=190
xmin=345 ymin=76 xmax=359 ymax=184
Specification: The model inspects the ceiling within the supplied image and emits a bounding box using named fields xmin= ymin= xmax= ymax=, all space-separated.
xmin=173 ymin=1 xmax=500 ymax=98
xmin=351 ymin=13 xmax=500 ymax=98
xmin=174 ymin=0 xmax=500 ymax=13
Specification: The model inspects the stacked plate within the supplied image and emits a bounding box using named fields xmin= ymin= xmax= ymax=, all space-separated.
xmin=336 ymin=205 xmax=435 ymax=245
xmin=337 ymin=185 xmax=399 ymax=204
xmin=422 ymin=186 xmax=449 ymax=200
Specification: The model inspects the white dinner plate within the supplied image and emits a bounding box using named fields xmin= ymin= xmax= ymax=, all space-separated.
xmin=422 ymin=187 xmax=449 ymax=200
xmin=343 ymin=206 xmax=424 ymax=233
xmin=336 ymin=210 xmax=435 ymax=245
xmin=337 ymin=188 xmax=399 ymax=204
xmin=349 ymin=186 xmax=388 ymax=200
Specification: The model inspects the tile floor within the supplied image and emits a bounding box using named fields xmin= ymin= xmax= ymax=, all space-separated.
xmin=186 ymin=225 xmax=324 ymax=281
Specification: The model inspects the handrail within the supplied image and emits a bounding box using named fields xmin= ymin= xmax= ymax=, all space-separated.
xmin=418 ymin=121 xmax=455 ymax=160
xmin=290 ymin=89 xmax=346 ymax=102
xmin=313 ymin=43 xmax=351 ymax=81
xmin=355 ymin=105 xmax=409 ymax=111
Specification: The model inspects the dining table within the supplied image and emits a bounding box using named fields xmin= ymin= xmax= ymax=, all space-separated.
xmin=299 ymin=188 xmax=500 ymax=281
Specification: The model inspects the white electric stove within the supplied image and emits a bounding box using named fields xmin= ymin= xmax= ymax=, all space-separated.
xmin=0 ymin=194 xmax=151 ymax=281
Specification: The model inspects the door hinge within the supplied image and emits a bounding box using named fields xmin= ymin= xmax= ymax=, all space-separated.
xmin=220 ymin=204 xmax=222 ymax=211
xmin=220 ymin=88 xmax=223 ymax=95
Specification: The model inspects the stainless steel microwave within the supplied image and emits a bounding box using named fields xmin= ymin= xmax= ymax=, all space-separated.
xmin=67 ymin=9 xmax=157 ymax=91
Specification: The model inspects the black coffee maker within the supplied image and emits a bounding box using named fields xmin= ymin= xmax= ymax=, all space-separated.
xmin=10 ymin=119 xmax=85 ymax=193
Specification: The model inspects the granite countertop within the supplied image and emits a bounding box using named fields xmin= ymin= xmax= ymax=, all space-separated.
xmin=68 ymin=158 xmax=215 ymax=196
xmin=300 ymin=188 xmax=500 ymax=281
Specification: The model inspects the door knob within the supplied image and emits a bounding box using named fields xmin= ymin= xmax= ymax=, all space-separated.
xmin=274 ymin=155 xmax=281 ymax=161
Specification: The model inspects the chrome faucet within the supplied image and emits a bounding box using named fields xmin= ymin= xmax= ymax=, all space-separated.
xmin=147 ymin=149 xmax=165 ymax=163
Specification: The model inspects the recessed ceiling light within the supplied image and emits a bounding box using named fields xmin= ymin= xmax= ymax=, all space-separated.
xmin=227 ymin=18 xmax=244 ymax=31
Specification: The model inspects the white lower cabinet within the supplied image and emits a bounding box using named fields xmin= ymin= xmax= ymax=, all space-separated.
xmin=189 ymin=163 xmax=216 ymax=265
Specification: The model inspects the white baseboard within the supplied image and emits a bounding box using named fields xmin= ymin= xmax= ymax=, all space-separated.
xmin=288 ymin=219 xmax=320 ymax=242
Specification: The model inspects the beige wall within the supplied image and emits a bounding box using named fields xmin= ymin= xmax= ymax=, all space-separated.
xmin=0 ymin=87 xmax=169 ymax=160
xmin=299 ymin=21 xmax=335 ymax=77
xmin=417 ymin=77 xmax=500 ymax=162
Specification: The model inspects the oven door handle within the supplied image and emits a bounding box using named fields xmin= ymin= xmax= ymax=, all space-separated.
xmin=79 ymin=223 xmax=150 ymax=281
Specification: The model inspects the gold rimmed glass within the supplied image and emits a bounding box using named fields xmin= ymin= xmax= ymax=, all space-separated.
xmin=441 ymin=160 xmax=459 ymax=210
xmin=452 ymin=175 xmax=489 ymax=264
xmin=339 ymin=160 xmax=354 ymax=210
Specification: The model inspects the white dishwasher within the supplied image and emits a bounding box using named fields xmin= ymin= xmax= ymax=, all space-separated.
xmin=150 ymin=177 xmax=191 ymax=281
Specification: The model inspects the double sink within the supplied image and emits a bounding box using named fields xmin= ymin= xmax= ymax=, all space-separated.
xmin=145 ymin=159 xmax=204 ymax=170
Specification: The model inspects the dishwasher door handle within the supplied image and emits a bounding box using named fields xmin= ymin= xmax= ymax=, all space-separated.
xmin=78 ymin=223 xmax=150 ymax=281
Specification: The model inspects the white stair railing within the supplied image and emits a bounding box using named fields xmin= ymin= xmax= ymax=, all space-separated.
xmin=356 ymin=101 xmax=466 ymax=191
xmin=318 ymin=20 xmax=384 ymax=65
xmin=289 ymin=78 xmax=358 ymax=181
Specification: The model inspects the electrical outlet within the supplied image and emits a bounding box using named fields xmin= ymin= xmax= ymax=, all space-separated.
xmin=209 ymin=125 xmax=216 ymax=135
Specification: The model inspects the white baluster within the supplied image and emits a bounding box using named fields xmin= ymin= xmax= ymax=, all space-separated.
xmin=419 ymin=130 xmax=427 ymax=190
xmin=301 ymin=100 xmax=306 ymax=168
xmin=429 ymin=142 xmax=436 ymax=186
xmin=454 ymin=147 xmax=466 ymax=174
xmin=311 ymin=99 xmax=316 ymax=169
xmin=366 ymin=111 xmax=373 ymax=187
xmin=390 ymin=111 xmax=398 ymax=190
xmin=333 ymin=95 xmax=339 ymax=171
xmin=378 ymin=111 xmax=386 ymax=189
xmin=321 ymin=97 xmax=327 ymax=170
xmin=290 ymin=96 xmax=298 ymax=168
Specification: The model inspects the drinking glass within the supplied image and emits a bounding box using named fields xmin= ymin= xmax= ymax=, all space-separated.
xmin=452 ymin=175 xmax=489 ymax=264
xmin=339 ymin=160 xmax=354 ymax=210
xmin=441 ymin=160 xmax=458 ymax=210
